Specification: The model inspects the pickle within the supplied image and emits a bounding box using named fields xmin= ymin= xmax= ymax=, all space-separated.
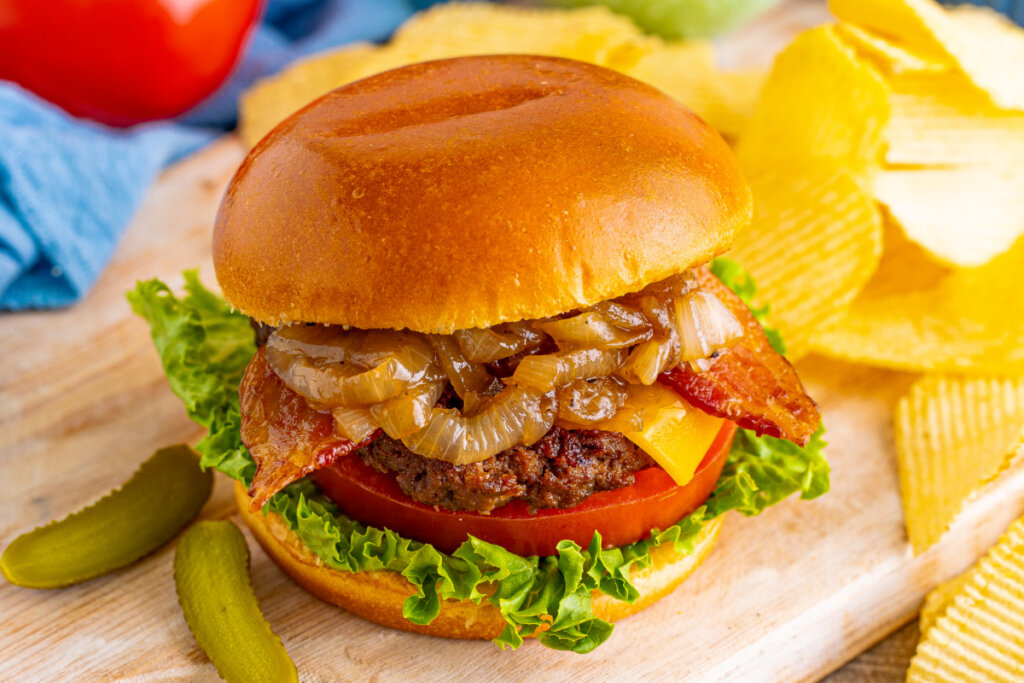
xmin=1 ymin=444 xmax=212 ymax=589
xmin=174 ymin=520 xmax=297 ymax=683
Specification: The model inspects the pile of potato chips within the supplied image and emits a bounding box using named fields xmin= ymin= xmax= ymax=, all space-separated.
xmin=732 ymin=0 xmax=1024 ymax=557
xmin=733 ymin=1 xmax=1024 ymax=676
xmin=909 ymin=515 xmax=1024 ymax=680
xmin=239 ymin=2 xmax=1024 ymax=673
xmin=238 ymin=3 xmax=765 ymax=147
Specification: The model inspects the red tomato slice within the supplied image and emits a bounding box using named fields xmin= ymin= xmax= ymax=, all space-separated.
xmin=312 ymin=421 xmax=737 ymax=557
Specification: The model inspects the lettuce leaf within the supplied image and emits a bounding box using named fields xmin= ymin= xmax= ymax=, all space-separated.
xmin=128 ymin=261 xmax=828 ymax=654
xmin=126 ymin=271 xmax=255 ymax=482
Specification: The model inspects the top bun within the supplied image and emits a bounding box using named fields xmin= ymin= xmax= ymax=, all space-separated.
xmin=214 ymin=55 xmax=751 ymax=333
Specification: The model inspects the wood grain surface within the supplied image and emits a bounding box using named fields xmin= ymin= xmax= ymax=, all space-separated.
xmin=1 ymin=3 xmax=1017 ymax=680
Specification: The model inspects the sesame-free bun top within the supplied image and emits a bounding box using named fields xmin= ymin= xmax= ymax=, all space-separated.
xmin=214 ymin=55 xmax=752 ymax=332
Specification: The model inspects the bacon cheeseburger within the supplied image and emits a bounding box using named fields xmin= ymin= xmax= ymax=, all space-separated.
xmin=134 ymin=55 xmax=826 ymax=653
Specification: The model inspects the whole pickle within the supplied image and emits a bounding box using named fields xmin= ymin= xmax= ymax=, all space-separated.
xmin=1 ymin=444 xmax=212 ymax=588
xmin=174 ymin=520 xmax=297 ymax=683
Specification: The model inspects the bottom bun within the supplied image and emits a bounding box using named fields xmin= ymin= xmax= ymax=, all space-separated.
xmin=235 ymin=481 xmax=722 ymax=640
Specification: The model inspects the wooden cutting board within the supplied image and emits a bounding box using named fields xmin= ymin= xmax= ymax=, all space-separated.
xmin=3 ymin=4 xmax=1023 ymax=680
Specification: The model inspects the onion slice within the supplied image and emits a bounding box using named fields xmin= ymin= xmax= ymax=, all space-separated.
xmin=266 ymin=326 xmax=438 ymax=408
xmin=453 ymin=323 xmax=544 ymax=362
xmin=402 ymin=386 xmax=555 ymax=465
xmin=370 ymin=380 xmax=445 ymax=439
xmin=536 ymin=311 xmax=651 ymax=349
xmin=331 ymin=407 xmax=378 ymax=444
xmin=592 ymin=301 xmax=652 ymax=331
xmin=428 ymin=335 xmax=500 ymax=399
xmin=512 ymin=348 xmax=627 ymax=393
xmin=555 ymin=377 xmax=628 ymax=426
xmin=617 ymin=336 xmax=679 ymax=386
xmin=674 ymin=291 xmax=744 ymax=362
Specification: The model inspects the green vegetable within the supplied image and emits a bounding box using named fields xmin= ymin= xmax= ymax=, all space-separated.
xmin=175 ymin=520 xmax=297 ymax=683
xmin=542 ymin=0 xmax=780 ymax=39
xmin=1 ymin=445 xmax=212 ymax=589
xmin=129 ymin=265 xmax=828 ymax=654
xmin=126 ymin=271 xmax=255 ymax=482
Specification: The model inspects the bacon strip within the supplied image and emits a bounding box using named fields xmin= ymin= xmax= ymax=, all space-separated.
xmin=659 ymin=267 xmax=820 ymax=445
xmin=239 ymin=347 xmax=374 ymax=509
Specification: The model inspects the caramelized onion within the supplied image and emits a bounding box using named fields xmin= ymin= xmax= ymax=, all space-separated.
xmin=555 ymin=377 xmax=628 ymax=425
xmin=674 ymin=291 xmax=744 ymax=361
xmin=266 ymin=326 xmax=438 ymax=408
xmin=617 ymin=336 xmax=679 ymax=385
xmin=258 ymin=268 xmax=750 ymax=468
xmin=638 ymin=294 xmax=676 ymax=338
xmin=370 ymin=380 xmax=445 ymax=439
xmin=536 ymin=311 xmax=651 ymax=350
xmin=512 ymin=348 xmax=627 ymax=392
xmin=331 ymin=407 xmax=378 ymax=443
xmin=402 ymin=386 xmax=555 ymax=465
xmin=454 ymin=322 xmax=545 ymax=362
xmin=428 ymin=335 xmax=501 ymax=399
xmin=592 ymin=301 xmax=651 ymax=331
xmin=636 ymin=271 xmax=698 ymax=301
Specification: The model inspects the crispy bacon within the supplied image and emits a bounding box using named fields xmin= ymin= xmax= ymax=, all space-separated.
xmin=239 ymin=347 xmax=375 ymax=510
xmin=659 ymin=267 xmax=820 ymax=445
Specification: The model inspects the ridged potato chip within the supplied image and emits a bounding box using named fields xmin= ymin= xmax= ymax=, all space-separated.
xmin=390 ymin=2 xmax=655 ymax=68
xmin=241 ymin=4 xmax=734 ymax=149
xmin=874 ymin=167 xmax=1024 ymax=267
xmin=830 ymin=0 xmax=1024 ymax=111
xmin=738 ymin=25 xmax=890 ymax=179
xmin=727 ymin=164 xmax=882 ymax=358
xmin=242 ymin=3 xmax=655 ymax=148
xmin=885 ymin=71 xmax=1024 ymax=167
xmin=895 ymin=374 xmax=1024 ymax=553
xmin=811 ymin=228 xmax=1024 ymax=373
xmin=920 ymin=571 xmax=969 ymax=637
xmin=627 ymin=44 xmax=764 ymax=139
xmin=833 ymin=22 xmax=948 ymax=75
xmin=908 ymin=516 xmax=1024 ymax=682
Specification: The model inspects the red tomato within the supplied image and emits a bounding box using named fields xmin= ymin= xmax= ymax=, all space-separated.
xmin=312 ymin=421 xmax=737 ymax=557
xmin=0 ymin=0 xmax=261 ymax=126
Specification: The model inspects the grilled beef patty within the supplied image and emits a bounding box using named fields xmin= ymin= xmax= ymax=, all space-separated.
xmin=358 ymin=427 xmax=654 ymax=513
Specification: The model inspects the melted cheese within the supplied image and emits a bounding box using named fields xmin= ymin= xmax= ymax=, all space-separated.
xmin=595 ymin=383 xmax=724 ymax=486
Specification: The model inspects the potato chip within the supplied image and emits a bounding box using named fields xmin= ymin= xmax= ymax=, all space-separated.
xmin=239 ymin=3 xmax=671 ymax=148
xmin=626 ymin=44 xmax=765 ymax=139
xmin=920 ymin=571 xmax=970 ymax=637
xmin=946 ymin=5 xmax=1024 ymax=111
xmin=885 ymin=71 xmax=1024 ymax=166
xmin=874 ymin=166 xmax=1024 ymax=267
xmin=810 ymin=228 xmax=1024 ymax=373
xmin=737 ymin=26 xmax=890 ymax=179
xmin=390 ymin=2 xmax=655 ymax=68
xmin=833 ymin=22 xmax=948 ymax=75
xmin=727 ymin=164 xmax=882 ymax=358
xmin=907 ymin=515 xmax=1024 ymax=682
xmin=830 ymin=0 xmax=1024 ymax=111
xmin=896 ymin=374 xmax=1024 ymax=553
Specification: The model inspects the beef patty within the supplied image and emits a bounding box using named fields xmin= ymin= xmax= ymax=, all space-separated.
xmin=358 ymin=427 xmax=654 ymax=513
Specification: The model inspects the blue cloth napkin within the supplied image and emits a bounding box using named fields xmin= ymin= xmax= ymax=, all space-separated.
xmin=0 ymin=0 xmax=423 ymax=310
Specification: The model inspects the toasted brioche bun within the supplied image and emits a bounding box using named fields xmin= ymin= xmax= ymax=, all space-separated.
xmin=235 ymin=481 xmax=722 ymax=640
xmin=214 ymin=55 xmax=751 ymax=332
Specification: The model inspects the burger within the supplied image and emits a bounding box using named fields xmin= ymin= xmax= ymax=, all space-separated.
xmin=133 ymin=54 xmax=826 ymax=653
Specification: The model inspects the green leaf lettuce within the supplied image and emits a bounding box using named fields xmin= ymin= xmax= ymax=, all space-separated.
xmin=128 ymin=261 xmax=827 ymax=654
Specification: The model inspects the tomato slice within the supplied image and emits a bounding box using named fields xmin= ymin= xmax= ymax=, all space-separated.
xmin=312 ymin=421 xmax=737 ymax=557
